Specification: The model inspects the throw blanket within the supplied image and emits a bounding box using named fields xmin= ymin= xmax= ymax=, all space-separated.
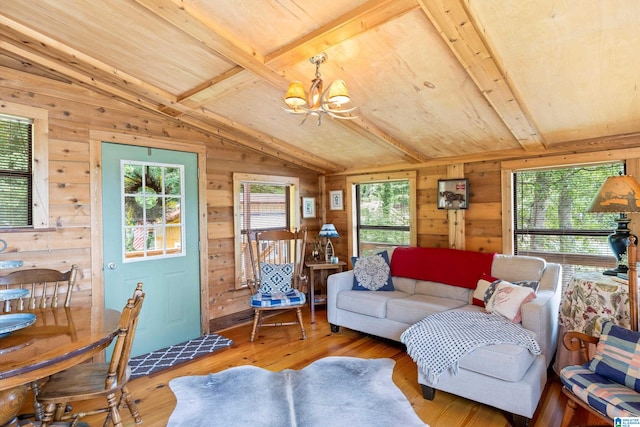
xmin=400 ymin=310 xmax=541 ymax=384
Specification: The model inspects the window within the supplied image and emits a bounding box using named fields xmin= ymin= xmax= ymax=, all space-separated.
xmin=122 ymin=161 xmax=185 ymax=261
xmin=513 ymin=162 xmax=623 ymax=282
xmin=0 ymin=115 xmax=32 ymax=227
xmin=0 ymin=103 xmax=48 ymax=229
xmin=347 ymin=172 xmax=417 ymax=257
xmin=233 ymin=173 xmax=299 ymax=288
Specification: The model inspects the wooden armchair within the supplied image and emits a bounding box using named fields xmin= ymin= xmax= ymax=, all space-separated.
xmin=247 ymin=228 xmax=307 ymax=342
xmin=559 ymin=237 xmax=640 ymax=426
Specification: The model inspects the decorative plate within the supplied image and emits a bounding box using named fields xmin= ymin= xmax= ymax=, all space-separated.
xmin=0 ymin=288 xmax=29 ymax=302
xmin=0 ymin=313 xmax=36 ymax=338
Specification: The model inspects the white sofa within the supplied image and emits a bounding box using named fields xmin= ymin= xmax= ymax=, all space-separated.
xmin=327 ymin=247 xmax=562 ymax=427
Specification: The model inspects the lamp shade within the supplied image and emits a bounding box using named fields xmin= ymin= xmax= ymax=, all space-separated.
xmin=327 ymin=80 xmax=351 ymax=105
xmin=318 ymin=223 xmax=339 ymax=238
xmin=284 ymin=81 xmax=307 ymax=107
xmin=588 ymin=175 xmax=640 ymax=213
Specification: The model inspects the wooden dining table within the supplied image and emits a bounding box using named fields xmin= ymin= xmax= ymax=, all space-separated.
xmin=0 ymin=306 xmax=121 ymax=427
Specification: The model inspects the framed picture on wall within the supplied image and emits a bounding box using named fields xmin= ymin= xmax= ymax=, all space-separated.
xmin=329 ymin=190 xmax=343 ymax=210
xmin=302 ymin=197 xmax=316 ymax=218
xmin=437 ymin=179 xmax=469 ymax=210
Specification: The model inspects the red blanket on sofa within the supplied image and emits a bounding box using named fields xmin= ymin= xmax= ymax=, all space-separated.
xmin=390 ymin=247 xmax=495 ymax=289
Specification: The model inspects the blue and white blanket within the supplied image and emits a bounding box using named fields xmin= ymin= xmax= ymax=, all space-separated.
xmin=400 ymin=310 xmax=541 ymax=384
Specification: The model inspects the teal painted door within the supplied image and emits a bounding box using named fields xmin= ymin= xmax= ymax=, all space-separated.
xmin=102 ymin=142 xmax=201 ymax=357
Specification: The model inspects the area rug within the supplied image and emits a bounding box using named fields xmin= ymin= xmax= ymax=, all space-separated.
xmin=129 ymin=334 xmax=233 ymax=379
xmin=167 ymin=356 xmax=427 ymax=427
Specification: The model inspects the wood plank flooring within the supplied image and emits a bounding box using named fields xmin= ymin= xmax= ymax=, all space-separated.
xmin=37 ymin=307 xmax=569 ymax=426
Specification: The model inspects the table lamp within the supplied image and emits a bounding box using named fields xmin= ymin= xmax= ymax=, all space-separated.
xmin=588 ymin=174 xmax=640 ymax=276
xmin=319 ymin=224 xmax=339 ymax=262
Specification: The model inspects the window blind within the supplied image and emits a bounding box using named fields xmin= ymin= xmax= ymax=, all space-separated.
xmin=514 ymin=162 xmax=624 ymax=281
xmin=0 ymin=114 xmax=33 ymax=227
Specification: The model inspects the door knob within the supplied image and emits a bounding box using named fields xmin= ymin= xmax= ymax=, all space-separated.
xmin=107 ymin=262 xmax=117 ymax=270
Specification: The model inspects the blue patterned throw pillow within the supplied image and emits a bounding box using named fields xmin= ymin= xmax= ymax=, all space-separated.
xmin=259 ymin=262 xmax=294 ymax=293
xmin=352 ymin=251 xmax=394 ymax=291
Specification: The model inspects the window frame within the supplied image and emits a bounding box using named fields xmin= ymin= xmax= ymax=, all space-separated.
xmin=502 ymin=154 xmax=637 ymax=282
xmin=0 ymin=101 xmax=49 ymax=229
xmin=232 ymin=173 xmax=299 ymax=289
xmin=346 ymin=171 xmax=417 ymax=258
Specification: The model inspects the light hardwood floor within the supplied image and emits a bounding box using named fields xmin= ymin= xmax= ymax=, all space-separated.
xmin=40 ymin=307 xmax=570 ymax=427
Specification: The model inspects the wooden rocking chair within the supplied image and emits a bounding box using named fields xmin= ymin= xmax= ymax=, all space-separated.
xmin=559 ymin=237 xmax=640 ymax=426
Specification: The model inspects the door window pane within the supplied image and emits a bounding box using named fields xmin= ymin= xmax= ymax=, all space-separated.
xmin=122 ymin=161 xmax=185 ymax=261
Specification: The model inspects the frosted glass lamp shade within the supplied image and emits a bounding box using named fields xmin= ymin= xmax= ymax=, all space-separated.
xmin=327 ymin=80 xmax=351 ymax=105
xmin=284 ymin=81 xmax=307 ymax=107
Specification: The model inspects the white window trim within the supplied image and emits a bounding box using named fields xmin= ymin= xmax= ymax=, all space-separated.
xmin=0 ymin=101 xmax=49 ymax=228
xmin=232 ymin=173 xmax=300 ymax=289
xmin=345 ymin=171 xmax=417 ymax=259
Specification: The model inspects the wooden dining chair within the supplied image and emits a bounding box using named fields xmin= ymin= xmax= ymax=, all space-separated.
xmin=0 ymin=265 xmax=78 ymax=312
xmin=36 ymin=282 xmax=145 ymax=427
xmin=247 ymin=228 xmax=308 ymax=342
xmin=0 ymin=265 xmax=79 ymax=421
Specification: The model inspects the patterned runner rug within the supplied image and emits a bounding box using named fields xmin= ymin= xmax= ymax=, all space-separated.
xmin=129 ymin=334 xmax=233 ymax=379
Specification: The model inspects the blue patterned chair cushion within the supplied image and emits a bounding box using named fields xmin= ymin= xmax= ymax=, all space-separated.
xmin=258 ymin=262 xmax=294 ymax=293
xmin=561 ymin=364 xmax=640 ymax=419
xmin=588 ymin=322 xmax=640 ymax=392
xmin=351 ymin=251 xmax=394 ymax=291
xmin=250 ymin=289 xmax=306 ymax=308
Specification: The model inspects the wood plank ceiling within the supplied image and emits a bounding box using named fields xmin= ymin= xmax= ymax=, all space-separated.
xmin=0 ymin=0 xmax=639 ymax=174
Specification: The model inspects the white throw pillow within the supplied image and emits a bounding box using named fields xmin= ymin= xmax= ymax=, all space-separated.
xmin=485 ymin=280 xmax=536 ymax=322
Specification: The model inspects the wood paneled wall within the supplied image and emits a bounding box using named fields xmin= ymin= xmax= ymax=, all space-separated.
xmin=0 ymin=66 xmax=320 ymax=323
xmin=4 ymin=65 xmax=637 ymax=326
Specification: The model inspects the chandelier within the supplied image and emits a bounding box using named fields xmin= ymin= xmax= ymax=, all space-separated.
xmin=282 ymin=53 xmax=357 ymax=126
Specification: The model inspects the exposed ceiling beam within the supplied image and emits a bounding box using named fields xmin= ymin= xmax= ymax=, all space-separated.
xmin=135 ymin=0 xmax=428 ymax=164
xmin=0 ymin=15 xmax=340 ymax=173
xmin=417 ymin=0 xmax=546 ymax=151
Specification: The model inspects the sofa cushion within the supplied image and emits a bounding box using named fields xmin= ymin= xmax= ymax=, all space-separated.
xmin=352 ymin=251 xmax=394 ymax=291
xmin=588 ymin=321 xmax=640 ymax=392
xmin=491 ymin=254 xmax=546 ymax=283
xmin=458 ymin=342 xmax=537 ymax=382
xmin=391 ymin=277 xmax=416 ymax=294
xmin=414 ymin=280 xmax=470 ymax=303
xmin=561 ymin=364 xmax=640 ymax=418
xmin=386 ymin=295 xmax=467 ymax=325
xmin=390 ymin=247 xmax=495 ymax=289
xmin=336 ymin=290 xmax=410 ymax=318
xmin=485 ymin=280 xmax=536 ymax=323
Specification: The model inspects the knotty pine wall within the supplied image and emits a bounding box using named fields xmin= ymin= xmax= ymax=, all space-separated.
xmin=0 ymin=66 xmax=321 ymax=324
xmin=6 ymin=65 xmax=636 ymax=326
xmin=324 ymin=160 xmax=502 ymax=266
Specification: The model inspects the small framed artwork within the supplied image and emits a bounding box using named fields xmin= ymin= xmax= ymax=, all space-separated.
xmin=437 ymin=179 xmax=469 ymax=210
xmin=302 ymin=197 xmax=316 ymax=218
xmin=329 ymin=190 xmax=343 ymax=210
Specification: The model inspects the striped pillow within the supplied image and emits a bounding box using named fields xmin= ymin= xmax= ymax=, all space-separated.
xmin=588 ymin=321 xmax=640 ymax=392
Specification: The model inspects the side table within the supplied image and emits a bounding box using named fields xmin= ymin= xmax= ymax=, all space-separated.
xmin=305 ymin=261 xmax=346 ymax=324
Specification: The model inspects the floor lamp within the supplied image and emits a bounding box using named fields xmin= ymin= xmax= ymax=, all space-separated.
xmin=588 ymin=174 xmax=640 ymax=276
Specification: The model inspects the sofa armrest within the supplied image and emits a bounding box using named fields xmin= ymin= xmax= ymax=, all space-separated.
xmin=327 ymin=270 xmax=354 ymax=324
xmin=520 ymin=289 xmax=561 ymax=365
